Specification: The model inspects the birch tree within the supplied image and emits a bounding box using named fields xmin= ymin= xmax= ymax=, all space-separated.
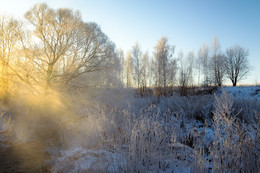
xmin=178 ymin=50 xmax=189 ymax=88
xmin=187 ymin=51 xmax=195 ymax=86
xmin=131 ymin=42 xmax=142 ymax=88
xmin=153 ymin=37 xmax=174 ymax=88
xmin=197 ymin=43 xmax=209 ymax=86
xmin=117 ymin=49 xmax=125 ymax=86
xmin=125 ymin=51 xmax=133 ymax=87
xmin=140 ymin=51 xmax=148 ymax=88
xmin=210 ymin=35 xmax=225 ymax=86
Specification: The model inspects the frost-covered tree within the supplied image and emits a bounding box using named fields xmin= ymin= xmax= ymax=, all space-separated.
xmin=197 ymin=43 xmax=209 ymax=86
xmin=131 ymin=42 xmax=142 ymax=88
xmin=140 ymin=51 xmax=149 ymax=88
xmin=178 ymin=50 xmax=190 ymax=88
xmin=210 ymin=53 xmax=226 ymax=86
xmin=149 ymin=57 xmax=157 ymax=87
xmin=117 ymin=49 xmax=125 ymax=86
xmin=0 ymin=16 xmax=22 ymax=99
xmin=125 ymin=51 xmax=133 ymax=87
xmin=102 ymin=50 xmax=122 ymax=87
xmin=210 ymin=35 xmax=225 ymax=86
xmin=187 ymin=51 xmax=195 ymax=86
xmin=167 ymin=57 xmax=177 ymax=86
xmin=153 ymin=37 xmax=175 ymax=88
xmin=23 ymin=3 xmax=116 ymax=91
xmin=225 ymin=45 xmax=250 ymax=86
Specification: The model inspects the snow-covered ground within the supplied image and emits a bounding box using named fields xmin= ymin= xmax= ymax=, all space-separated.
xmin=1 ymin=86 xmax=259 ymax=172
xmin=51 ymin=147 xmax=127 ymax=173
xmin=224 ymin=86 xmax=260 ymax=101
xmin=47 ymin=86 xmax=259 ymax=172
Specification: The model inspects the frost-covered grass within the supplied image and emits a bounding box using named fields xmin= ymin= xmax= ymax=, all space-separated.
xmin=45 ymin=87 xmax=259 ymax=172
xmin=0 ymin=86 xmax=259 ymax=172
xmin=210 ymin=90 xmax=259 ymax=172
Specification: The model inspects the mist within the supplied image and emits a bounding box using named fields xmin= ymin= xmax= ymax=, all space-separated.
xmin=0 ymin=2 xmax=259 ymax=173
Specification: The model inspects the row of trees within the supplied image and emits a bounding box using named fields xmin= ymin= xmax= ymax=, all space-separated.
xmin=121 ymin=38 xmax=177 ymax=89
xmin=196 ymin=36 xmax=250 ymax=87
xmin=118 ymin=35 xmax=250 ymax=89
xmin=0 ymin=3 xmax=251 ymax=101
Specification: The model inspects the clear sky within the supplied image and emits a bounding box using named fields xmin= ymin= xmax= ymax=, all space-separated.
xmin=0 ymin=0 xmax=259 ymax=85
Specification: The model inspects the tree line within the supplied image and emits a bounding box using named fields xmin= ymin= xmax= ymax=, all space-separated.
xmin=0 ymin=3 xmax=251 ymax=101
xmin=119 ymin=35 xmax=250 ymax=89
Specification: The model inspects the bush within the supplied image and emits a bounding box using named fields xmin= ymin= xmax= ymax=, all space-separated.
xmin=210 ymin=89 xmax=259 ymax=172
xmin=0 ymin=112 xmax=14 ymax=144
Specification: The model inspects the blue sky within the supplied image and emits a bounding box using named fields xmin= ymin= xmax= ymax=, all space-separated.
xmin=1 ymin=0 xmax=259 ymax=84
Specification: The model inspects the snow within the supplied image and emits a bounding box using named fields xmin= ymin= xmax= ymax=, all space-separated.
xmin=51 ymin=86 xmax=258 ymax=172
xmin=51 ymin=147 xmax=127 ymax=173
xmin=1 ymin=86 xmax=259 ymax=172
xmin=223 ymin=86 xmax=260 ymax=101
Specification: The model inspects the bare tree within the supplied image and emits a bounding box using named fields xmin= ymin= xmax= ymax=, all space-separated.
xmin=117 ymin=49 xmax=125 ymax=86
xmin=0 ymin=16 xmax=22 ymax=100
xmin=131 ymin=42 xmax=142 ymax=88
xmin=125 ymin=51 xmax=133 ymax=87
xmin=140 ymin=51 xmax=149 ymax=88
xmin=197 ymin=43 xmax=209 ymax=86
xmin=210 ymin=35 xmax=225 ymax=86
xmin=166 ymin=57 xmax=177 ymax=87
xmin=178 ymin=50 xmax=190 ymax=88
xmin=102 ymin=49 xmax=121 ymax=87
xmin=210 ymin=53 xmax=226 ymax=86
xmin=149 ymin=57 xmax=157 ymax=87
xmin=23 ymin=3 xmax=115 ymax=92
xmin=225 ymin=45 xmax=250 ymax=86
xmin=153 ymin=37 xmax=174 ymax=88
xmin=187 ymin=51 xmax=195 ymax=86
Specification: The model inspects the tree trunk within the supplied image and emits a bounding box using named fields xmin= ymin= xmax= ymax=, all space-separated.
xmin=0 ymin=61 xmax=9 ymax=104
xmin=232 ymin=78 xmax=237 ymax=86
xmin=45 ymin=65 xmax=53 ymax=92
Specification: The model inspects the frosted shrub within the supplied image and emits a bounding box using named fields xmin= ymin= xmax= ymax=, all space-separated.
xmin=233 ymin=97 xmax=260 ymax=124
xmin=0 ymin=112 xmax=14 ymax=143
xmin=171 ymin=95 xmax=214 ymax=121
xmin=98 ymin=106 xmax=133 ymax=149
xmin=211 ymin=89 xmax=259 ymax=172
xmin=125 ymin=105 xmax=195 ymax=172
xmin=45 ymin=87 xmax=259 ymax=172
xmin=128 ymin=106 xmax=167 ymax=172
